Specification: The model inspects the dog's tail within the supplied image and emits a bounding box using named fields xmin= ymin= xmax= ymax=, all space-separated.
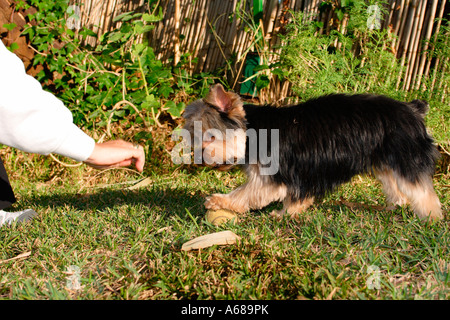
xmin=407 ymin=99 xmax=429 ymax=119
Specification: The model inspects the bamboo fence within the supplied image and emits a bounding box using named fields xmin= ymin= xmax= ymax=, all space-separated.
xmin=74 ymin=0 xmax=449 ymax=103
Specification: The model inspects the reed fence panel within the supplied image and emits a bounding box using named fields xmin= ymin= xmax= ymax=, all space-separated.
xmin=74 ymin=0 xmax=449 ymax=102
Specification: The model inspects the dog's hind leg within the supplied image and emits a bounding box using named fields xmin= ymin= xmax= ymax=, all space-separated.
xmin=375 ymin=168 xmax=442 ymax=220
xmin=395 ymin=173 xmax=442 ymax=221
xmin=270 ymin=196 xmax=315 ymax=221
xmin=374 ymin=168 xmax=409 ymax=209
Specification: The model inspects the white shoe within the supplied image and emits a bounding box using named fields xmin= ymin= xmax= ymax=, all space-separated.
xmin=0 ymin=209 xmax=38 ymax=227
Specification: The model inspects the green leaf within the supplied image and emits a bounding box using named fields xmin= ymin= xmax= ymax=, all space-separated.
xmin=142 ymin=8 xmax=163 ymax=23
xmin=133 ymin=43 xmax=147 ymax=56
xmin=79 ymin=28 xmax=97 ymax=38
xmin=271 ymin=68 xmax=286 ymax=80
xmin=255 ymin=74 xmax=270 ymax=91
xmin=159 ymin=84 xmax=174 ymax=98
xmin=141 ymin=94 xmax=160 ymax=112
xmin=108 ymin=32 xmax=124 ymax=43
xmin=336 ymin=8 xmax=344 ymax=21
xmin=313 ymin=21 xmax=324 ymax=29
xmin=253 ymin=64 xmax=269 ymax=72
xmin=166 ymin=101 xmax=185 ymax=118
xmin=138 ymin=25 xmax=155 ymax=34
xmin=3 ymin=23 xmax=17 ymax=31
xmin=113 ymin=11 xmax=134 ymax=22
xmin=8 ymin=42 xmax=19 ymax=52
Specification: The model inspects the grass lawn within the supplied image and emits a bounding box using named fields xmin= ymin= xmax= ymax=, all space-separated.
xmin=0 ymin=141 xmax=449 ymax=300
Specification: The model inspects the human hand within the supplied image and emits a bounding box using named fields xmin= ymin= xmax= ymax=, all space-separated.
xmin=84 ymin=140 xmax=145 ymax=172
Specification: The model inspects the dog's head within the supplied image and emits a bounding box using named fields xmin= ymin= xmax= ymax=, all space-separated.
xmin=182 ymin=84 xmax=247 ymax=169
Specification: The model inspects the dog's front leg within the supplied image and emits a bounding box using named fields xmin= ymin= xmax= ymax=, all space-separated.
xmin=205 ymin=179 xmax=288 ymax=214
xmin=204 ymin=183 xmax=253 ymax=214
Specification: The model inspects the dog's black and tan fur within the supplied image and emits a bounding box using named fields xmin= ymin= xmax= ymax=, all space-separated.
xmin=182 ymin=84 xmax=442 ymax=221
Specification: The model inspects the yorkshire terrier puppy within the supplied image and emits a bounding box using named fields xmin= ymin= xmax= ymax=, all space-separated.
xmin=182 ymin=84 xmax=442 ymax=221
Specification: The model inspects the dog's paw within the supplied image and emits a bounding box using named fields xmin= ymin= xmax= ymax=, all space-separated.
xmin=269 ymin=209 xmax=300 ymax=221
xmin=205 ymin=194 xmax=250 ymax=213
xmin=269 ymin=209 xmax=285 ymax=221
xmin=204 ymin=194 xmax=228 ymax=210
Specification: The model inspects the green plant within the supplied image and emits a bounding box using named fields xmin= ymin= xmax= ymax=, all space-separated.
xmin=232 ymin=0 xmax=285 ymax=98
xmin=280 ymin=1 xmax=403 ymax=100
xmin=16 ymin=0 xmax=214 ymax=136
xmin=278 ymin=5 xmax=449 ymax=150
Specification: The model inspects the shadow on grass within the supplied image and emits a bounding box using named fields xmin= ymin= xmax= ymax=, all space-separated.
xmin=15 ymin=185 xmax=209 ymax=219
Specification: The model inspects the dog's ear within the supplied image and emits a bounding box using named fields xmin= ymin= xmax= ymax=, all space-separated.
xmin=204 ymin=84 xmax=232 ymax=113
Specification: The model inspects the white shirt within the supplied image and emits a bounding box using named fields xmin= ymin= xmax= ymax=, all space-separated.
xmin=0 ymin=40 xmax=95 ymax=161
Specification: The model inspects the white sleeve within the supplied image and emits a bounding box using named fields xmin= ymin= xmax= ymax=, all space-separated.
xmin=0 ymin=41 xmax=95 ymax=162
